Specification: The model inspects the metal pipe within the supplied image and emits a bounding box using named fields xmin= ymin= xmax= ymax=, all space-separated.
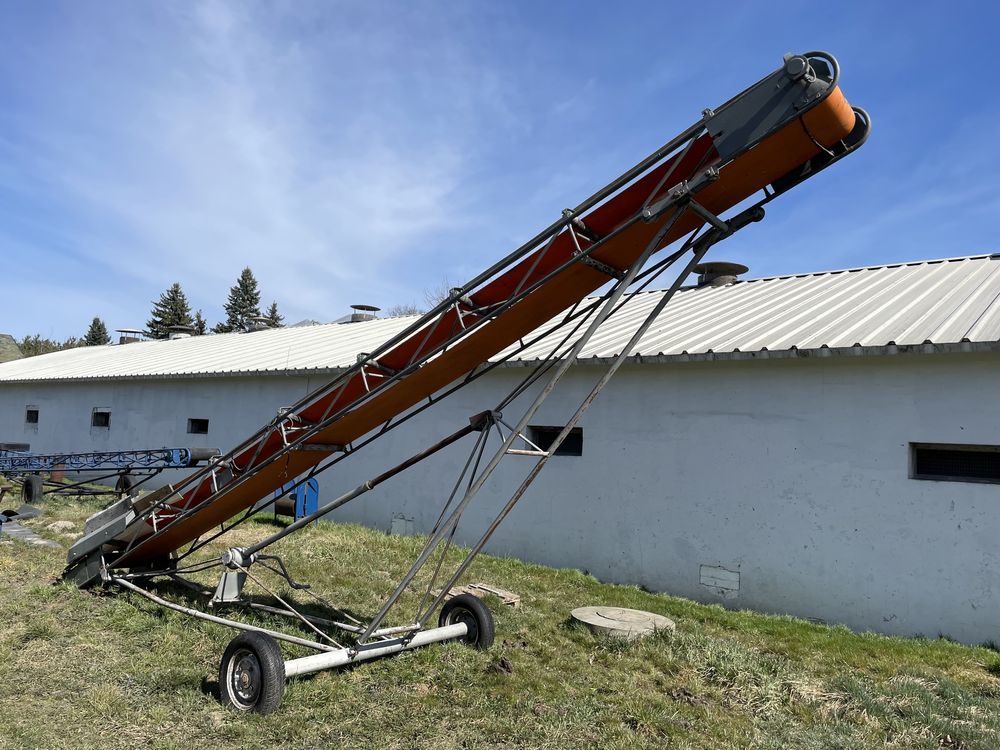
xmin=423 ymin=207 xmax=766 ymax=617
xmin=283 ymin=623 xmax=468 ymax=678
xmin=360 ymin=198 xmax=694 ymax=642
xmin=115 ymin=124 xmax=709 ymax=545
xmin=111 ymin=577 xmax=335 ymax=653
xmin=242 ymin=418 xmax=486 ymax=557
xmin=424 ymin=241 xmax=715 ymax=616
xmin=116 ymin=203 xmax=651 ymax=559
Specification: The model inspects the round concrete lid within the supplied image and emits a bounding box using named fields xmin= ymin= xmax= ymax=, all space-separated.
xmin=571 ymin=606 xmax=675 ymax=639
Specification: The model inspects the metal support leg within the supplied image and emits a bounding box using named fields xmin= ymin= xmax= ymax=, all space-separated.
xmin=358 ymin=199 xmax=695 ymax=643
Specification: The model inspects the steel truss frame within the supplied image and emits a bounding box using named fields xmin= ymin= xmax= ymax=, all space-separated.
xmin=62 ymin=51 xmax=870 ymax=705
xmin=68 ymin=52 xmax=870 ymax=587
xmin=0 ymin=447 xmax=210 ymax=473
xmin=111 ymin=191 xmax=771 ymax=679
xmin=0 ymin=448 xmax=220 ymax=500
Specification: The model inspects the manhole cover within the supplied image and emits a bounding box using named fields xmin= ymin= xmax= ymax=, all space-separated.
xmin=571 ymin=606 xmax=675 ymax=639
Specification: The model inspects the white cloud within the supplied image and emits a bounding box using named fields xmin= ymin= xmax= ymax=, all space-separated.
xmin=0 ymin=1 xmax=529 ymax=335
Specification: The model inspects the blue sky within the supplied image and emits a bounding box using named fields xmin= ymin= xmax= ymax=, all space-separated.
xmin=1 ymin=1 xmax=997 ymax=340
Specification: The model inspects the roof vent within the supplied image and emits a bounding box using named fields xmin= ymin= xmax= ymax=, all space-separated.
xmin=349 ymin=304 xmax=380 ymax=323
xmin=244 ymin=316 xmax=273 ymax=333
xmin=168 ymin=324 xmax=195 ymax=340
xmin=115 ymin=327 xmax=146 ymax=345
xmin=694 ymin=261 xmax=749 ymax=287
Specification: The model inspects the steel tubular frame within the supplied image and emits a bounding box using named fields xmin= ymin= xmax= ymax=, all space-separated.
xmin=62 ymin=53 xmax=870 ymax=706
xmin=111 ymin=194 xmax=755 ymax=669
xmin=98 ymin=135 xmax=863 ymax=671
xmin=76 ymin=65 xmax=767 ymax=572
xmin=109 ymin=191 xmax=672 ymax=558
xmin=78 ymin=86 xmax=867 ymax=580
xmin=0 ymin=447 xmax=205 ymax=473
xmin=85 ymin=143 xmax=863 ymax=676
xmin=96 ymin=147 xmax=732 ymax=572
xmin=165 ymin=248 xmax=684 ymax=564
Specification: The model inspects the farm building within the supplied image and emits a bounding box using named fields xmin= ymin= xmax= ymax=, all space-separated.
xmin=2 ymin=253 xmax=1000 ymax=644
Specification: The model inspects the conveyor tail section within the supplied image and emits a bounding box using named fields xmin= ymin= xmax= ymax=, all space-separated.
xmin=66 ymin=52 xmax=869 ymax=586
xmin=0 ymin=447 xmax=219 ymax=474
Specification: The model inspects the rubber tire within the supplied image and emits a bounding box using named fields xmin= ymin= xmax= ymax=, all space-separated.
xmin=115 ymin=473 xmax=135 ymax=496
xmin=219 ymin=632 xmax=286 ymax=714
xmin=21 ymin=475 xmax=44 ymax=503
xmin=438 ymin=593 xmax=495 ymax=650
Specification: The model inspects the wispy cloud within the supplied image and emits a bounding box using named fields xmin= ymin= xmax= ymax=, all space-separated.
xmin=1 ymin=2 xmax=998 ymax=338
xmin=0 ymin=1 xmax=531 ymax=334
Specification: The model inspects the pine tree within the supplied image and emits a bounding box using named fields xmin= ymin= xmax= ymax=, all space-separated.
xmin=264 ymin=301 xmax=284 ymax=327
xmin=193 ymin=310 xmax=208 ymax=335
xmin=214 ymin=267 xmax=262 ymax=333
xmin=147 ymin=282 xmax=194 ymax=339
xmin=83 ymin=317 xmax=111 ymax=346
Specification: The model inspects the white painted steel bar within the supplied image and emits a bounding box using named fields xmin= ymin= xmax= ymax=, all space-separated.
xmin=283 ymin=623 xmax=469 ymax=677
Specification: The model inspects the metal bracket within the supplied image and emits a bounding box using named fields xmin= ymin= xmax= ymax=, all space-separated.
xmin=448 ymin=288 xmax=474 ymax=307
xmin=210 ymin=570 xmax=247 ymax=606
xmin=579 ymin=255 xmax=626 ymax=280
xmin=685 ymin=199 xmax=729 ymax=233
xmin=561 ymin=208 xmax=601 ymax=242
xmin=641 ymin=168 xmax=720 ymax=222
xmin=357 ymin=353 xmax=398 ymax=377
xmin=705 ymin=53 xmax=838 ymax=163
xmin=468 ymin=410 xmax=499 ymax=432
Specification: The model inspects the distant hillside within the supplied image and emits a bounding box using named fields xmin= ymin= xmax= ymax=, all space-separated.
xmin=0 ymin=334 xmax=23 ymax=363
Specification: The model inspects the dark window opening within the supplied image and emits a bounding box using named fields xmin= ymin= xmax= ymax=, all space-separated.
xmin=911 ymin=443 xmax=1000 ymax=484
xmin=91 ymin=410 xmax=111 ymax=428
xmin=187 ymin=418 xmax=209 ymax=435
xmin=25 ymin=408 xmax=39 ymax=424
xmin=527 ymin=425 xmax=583 ymax=456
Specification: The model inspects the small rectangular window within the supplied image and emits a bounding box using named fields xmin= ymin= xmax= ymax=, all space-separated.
xmin=25 ymin=408 xmax=39 ymax=424
xmin=187 ymin=418 xmax=209 ymax=435
xmin=527 ymin=425 xmax=583 ymax=456
xmin=91 ymin=410 xmax=111 ymax=428
xmin=911 ymin=443 xmax=1000 ymax=484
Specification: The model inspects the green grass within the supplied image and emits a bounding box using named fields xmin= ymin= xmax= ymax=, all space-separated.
xmin=2 ymin=491 xmax=1000 ymax=749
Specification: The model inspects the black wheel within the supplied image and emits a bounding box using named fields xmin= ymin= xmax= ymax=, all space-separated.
xmin=21 ymin=474 xmax=44 ymax=503
xmin=219 ymin=632 xmax=286 ymax=714
xmin=438 ymin=593 xmax=495 ymax=649
xmin=115 ymin=472 xmax=135 ymax=496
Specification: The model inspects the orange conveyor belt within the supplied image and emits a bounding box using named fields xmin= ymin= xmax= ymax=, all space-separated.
xmin=101 ymin=70 xmax=859 ymax=568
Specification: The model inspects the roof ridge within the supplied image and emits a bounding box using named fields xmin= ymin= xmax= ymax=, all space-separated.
xmin=736 ymin=252 xmax=1000 ymax=286
xmin=580 ymin=253 xmax=1000 ymax=303
xmin=3 ymin=252 xmax=999 ymax=383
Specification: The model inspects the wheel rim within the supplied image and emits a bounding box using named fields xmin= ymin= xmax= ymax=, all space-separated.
xmin=227 ymin=648 xmax=262 ymax=709
xmin=446 ymin=606 xmax=479 ymax=644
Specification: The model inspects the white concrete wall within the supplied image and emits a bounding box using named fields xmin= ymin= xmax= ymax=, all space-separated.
xmin=2 ymin=353 xmax=998 ymax=644
xmin=0 ymin=376 xmax=317 ymax=482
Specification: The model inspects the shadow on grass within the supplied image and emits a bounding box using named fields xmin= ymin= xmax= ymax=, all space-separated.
xmin=131 ymin=576 xmax=373 ymax=644
xmin=200 ymin=677 xmax=220 ymax=700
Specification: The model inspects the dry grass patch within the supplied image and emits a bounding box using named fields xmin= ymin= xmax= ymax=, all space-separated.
xmin=2 ymin=492 xmax=1000 ymax=749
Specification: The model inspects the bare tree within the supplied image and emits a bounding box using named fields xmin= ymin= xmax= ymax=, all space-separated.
xmin=385 ymin=303 xmax=424 ymax=317
xmin=422 ymin=276 xmax=456 ymax=309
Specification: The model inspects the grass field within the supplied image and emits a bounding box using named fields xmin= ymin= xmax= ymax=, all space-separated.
xmin=2 ymin=491 xmax=1000 ymax=749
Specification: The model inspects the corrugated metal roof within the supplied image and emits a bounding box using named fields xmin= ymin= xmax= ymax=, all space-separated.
xmin=2 ymin=254 xmax=998 ymax=384
xmin=0 ymin=317 xmax=420 ymax=383
xmin=510 ymin=253 xmax=1000 ymax=363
